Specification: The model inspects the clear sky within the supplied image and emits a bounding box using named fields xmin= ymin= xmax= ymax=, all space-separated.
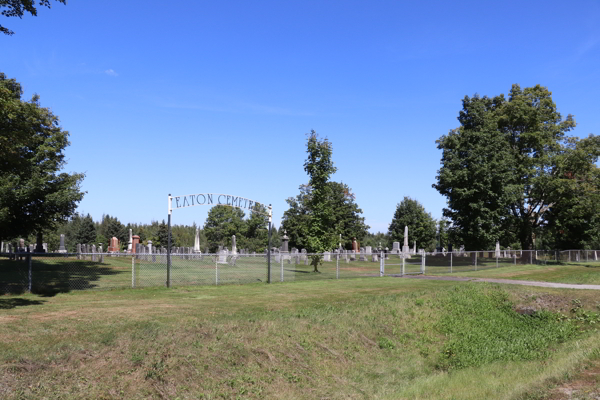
xmin=3 ymin=0 xmax=600 ymax=233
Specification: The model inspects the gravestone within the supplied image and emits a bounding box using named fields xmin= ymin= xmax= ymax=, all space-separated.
xmin=132 ymin=235 xmax=140 ymax=254
xmin=352 ymin=238 xmax=359 ymax=253
xmin=194 ymin=228 xmax=201 ymax=252
xmin=77 ymin=243 xmax=82 ymax=260
xmin=350 ymin=250 xmax=356 ymax=261
xmin=108 ymin=237 xmax=119 ymax=253
xmin=392 ymin=242 xmax=400 ymax=254
xmin=58 ymin=235 xmax=67 ymax=253
xmin=18 ymin=238 xmax=25 ymax=251
xmin=128 ymin=229 xmax=133 ymax=252
xmin=371 ymin=253 xmax=378 ymax=262
xmin=495 ymin=241 xmax=500 ymax=258
xmin=402 ymin=226 xmax=410 ymax=254
xmin=99 ymin=244 xmax=103 ymax=263
xmin=91 ymin=244 xmax=97 ymax=262
xmin=323 ymin=251 xmax=331 ymax=262
xmin=413 ymin=241 xmax=416 ymax=254
xmin=360 ymin=248 xmax=366 ymax=261
xmin=281 ymin=230 xmax=289 ymax=252
xmin=366 ymin=246 xmax=372 ymax=254
xmin=218 ymin=249 xmax=227 ymax=264
xmin=35 ymin=232 xmax=45 ymax=253
xmin=231 ymin=235 xmax=237 ymax=255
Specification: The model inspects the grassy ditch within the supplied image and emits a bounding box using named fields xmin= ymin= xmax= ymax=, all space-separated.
xmin=0 ymin=278 xmax=599 ymax=399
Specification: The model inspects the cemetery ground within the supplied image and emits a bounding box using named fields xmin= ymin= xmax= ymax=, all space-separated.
xmin=1 ymin=276 xmax=600 ymax=399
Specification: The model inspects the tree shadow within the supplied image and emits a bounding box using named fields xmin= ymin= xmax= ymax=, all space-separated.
xmin=0 ymin=298 xmax=45 ymax=309
xmin=1 ymin=258 xmax=125 ymax=297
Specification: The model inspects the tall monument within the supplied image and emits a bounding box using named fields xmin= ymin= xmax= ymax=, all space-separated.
xmin=194 ymin=227 xmax=201 ymax=252
xmin=402 ymin=226 xmax=410 ymax=254
xmin=128 ymin=229 xmax=133 ymax=252
xmin=231 ymin=235 xmax=237 ymax=255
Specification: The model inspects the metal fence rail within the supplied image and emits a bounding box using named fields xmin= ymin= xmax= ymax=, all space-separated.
xmin=0 ymin=249 xmax=598 ymax=294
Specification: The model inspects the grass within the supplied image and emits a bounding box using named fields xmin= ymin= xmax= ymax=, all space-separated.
xmin=1 ymin=277 xmax=600 ymax=399
xmin=0 ymin=253 xmax=405 ymax=294
xmin=427 ymin=262 xmax=600 ymax=285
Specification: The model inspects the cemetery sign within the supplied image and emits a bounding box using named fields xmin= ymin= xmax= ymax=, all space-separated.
xmin=169 ymin=193 xmax=267 ymax=215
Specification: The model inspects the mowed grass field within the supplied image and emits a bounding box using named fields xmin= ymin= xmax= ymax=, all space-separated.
xmin=1 ymin=254 xmax=399 ymax=294
xmin=1 ymin=275 xmax=600 ymax=399
xmin=427 ymin=262 xmax=600 ymax=285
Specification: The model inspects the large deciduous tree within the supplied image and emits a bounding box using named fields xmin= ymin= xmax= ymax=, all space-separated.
xmin=434 ymin=84 xmax=598 ymax=250
xmin=388 ymin=197 xmax=437 ymax=251
xmin=303 ymin=131 xmax=337 ymax=271
xmin=204 ymin=205 xmax=247 ymax=253
xmin=282 ymin=131 xmax=368 ymax=271
xmin=0 ymin=73 xmax=85 ymax=244
xmin=282 ymin=182 xmax=369 ymax=252
xmin=1 ymin=0 xmax=66 ymax=35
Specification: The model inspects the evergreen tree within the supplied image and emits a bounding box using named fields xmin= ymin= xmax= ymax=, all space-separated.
xmin=75 ymin=214 xmax=96 ymax=245
xmin=388 ymin=197 xmax=437 ymax=251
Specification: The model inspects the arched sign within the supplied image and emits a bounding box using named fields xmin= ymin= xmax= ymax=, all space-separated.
xmin=165 ymin=192 xmax=273 ymax=285
xmin=168 ymin=193 xmax=269 ymax=216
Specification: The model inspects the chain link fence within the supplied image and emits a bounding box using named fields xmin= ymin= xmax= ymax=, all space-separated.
xmin=1 ymin=249 xmax=598 ymax=294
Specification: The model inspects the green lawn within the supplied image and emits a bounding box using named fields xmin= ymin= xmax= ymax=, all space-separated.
xmin=427 ymin=262 xmax=600 ymax=285
xmin=1 ymin=277 xmax=599 ymax=399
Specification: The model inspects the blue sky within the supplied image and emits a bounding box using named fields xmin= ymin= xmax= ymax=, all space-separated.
xmin=3 ymin=0 xmax=600 ymax=233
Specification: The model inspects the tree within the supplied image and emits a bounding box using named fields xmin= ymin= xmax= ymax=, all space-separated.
xmin=204 ymin=205 xmax=246 ymax=253
xmin=75 ymin=213 xmax=96 ymax=245
xmin=1 ymin=0 xmax=66 ymax=35
xmin=0 ymin=73 xmax=85 ymax=244
xmin=543 ymin=134 xmax=600 ymax=249
xmin=433 ymin=84 xmax=593 ymax=250
xmin=437 ymin=218 xmax=449 ymax=249
xmin=243 ymin=204 xmax=269 ymax=252
xmin=98 ymin=215 xmax=127 ymax=248
xmin=388 ymin=197 xmax=437 ymax=251
xmin=283 ymin=131 xmax=339 ymax=272
xmin=329 ymin=181 xmax=370 ymax=249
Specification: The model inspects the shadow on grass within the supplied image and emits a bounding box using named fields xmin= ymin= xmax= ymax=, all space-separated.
xmin=0 ymin=298 xmax=45 ymax=309
xmin=1 ymin=259 xmax=125 ymax=296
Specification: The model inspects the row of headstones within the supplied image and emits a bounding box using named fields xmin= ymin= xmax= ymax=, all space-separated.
xmin=75 ymin=244 xmax=104 ymax=262
xmin=1 ymin=241 xmax=49 ymax=253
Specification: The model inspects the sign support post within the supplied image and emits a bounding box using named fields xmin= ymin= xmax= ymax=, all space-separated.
xmin=167 ymin=194 xmax=172 ymax=288
xmin=267 ymin=204 xmax=272 ymax=284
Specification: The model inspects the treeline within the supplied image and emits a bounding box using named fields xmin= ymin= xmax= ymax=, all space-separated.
xmin=20 ymin=208 xmax=282 ymax=253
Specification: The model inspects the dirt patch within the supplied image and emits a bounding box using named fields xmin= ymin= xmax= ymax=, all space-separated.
xmin=545 ymin=359 xmax=600 ymax=399
xmin=513 ymin=293 xmax=574 ymax=314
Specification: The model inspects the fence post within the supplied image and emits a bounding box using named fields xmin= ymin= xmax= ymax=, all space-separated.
xmin=28 ymin=251 xmax=32 ymax=293
xmin=422 ymin=252 xmax=426 ymax=274
xmin=132 ymin=256 xmax=135 ymax=288
xmin=280 ymin=254 xmax=284 ymax=282
xmin=336 ymin=254 xmax=339 ymax=279
xmin=496 ymin=252 xmax=498 ymax=268
xmin=450 ymin=252 xmax=452 ymax=274
xmin=215 ymin=255 xmax=218 ymax=286
xmin=380 ymin=252 xmax=384 ymax=277
xmin=475 ymin=252 xmax=478 ymax=271
xmin=530 ymin=251 xmax=532 ymax=265
xmin=402 ymin=253 xmax=405 ymax=276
